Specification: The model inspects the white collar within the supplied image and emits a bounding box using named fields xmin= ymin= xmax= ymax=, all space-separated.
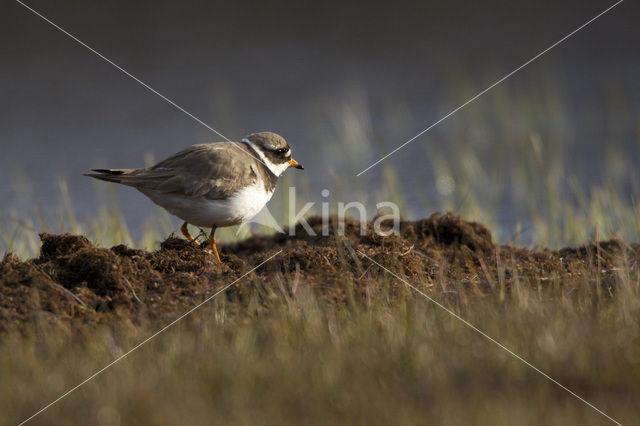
xmin=242 ymin=138 xmax=290 ymax=177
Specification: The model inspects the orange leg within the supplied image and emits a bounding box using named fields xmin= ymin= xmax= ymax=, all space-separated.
xmin=181 ymin=222 xmax=196 ymax=243
xmin=208 ymin=226 xmax=221 ymax=262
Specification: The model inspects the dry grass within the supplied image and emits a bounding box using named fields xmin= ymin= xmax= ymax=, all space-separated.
xmin=2 ymin=216 xmax=640 ymax=425
xmin=3 ymin=260 xmax=639 ymax=425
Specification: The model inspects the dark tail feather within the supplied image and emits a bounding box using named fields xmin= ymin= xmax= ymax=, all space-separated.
xmin=90 ymin=168 xmax=126 ymax=175
xmin=84 ymin=168 xmax=135 ymax=183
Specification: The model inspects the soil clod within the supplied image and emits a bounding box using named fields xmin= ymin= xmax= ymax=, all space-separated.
xmin=1 ymin=214 xmax=638 ymax=332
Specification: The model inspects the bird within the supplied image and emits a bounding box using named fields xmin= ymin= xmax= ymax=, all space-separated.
xmin=85 ymin=132 xmax=304 ymax=262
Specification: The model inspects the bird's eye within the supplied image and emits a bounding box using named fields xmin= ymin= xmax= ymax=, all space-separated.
xmin=275 ymin=148 xmax=287 ymax=154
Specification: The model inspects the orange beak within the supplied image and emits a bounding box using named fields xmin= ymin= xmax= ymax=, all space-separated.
xmin=288 ymin=158 xmax=304 ymax=169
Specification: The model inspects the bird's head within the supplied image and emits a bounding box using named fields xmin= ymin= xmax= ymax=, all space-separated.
xmin=242 ymin=132 xmax=304 ymax=176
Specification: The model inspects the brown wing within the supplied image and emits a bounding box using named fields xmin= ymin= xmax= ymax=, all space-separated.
xmin=86 ymin=142 xmax=258 ymax=200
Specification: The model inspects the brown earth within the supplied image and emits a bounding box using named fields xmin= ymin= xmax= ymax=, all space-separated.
xmin=1 ymin=213 xmax=638 ymax=332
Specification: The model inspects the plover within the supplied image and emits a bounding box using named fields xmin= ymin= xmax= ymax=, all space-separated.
xmin=86 ymin=132 xmax=303 ymax=261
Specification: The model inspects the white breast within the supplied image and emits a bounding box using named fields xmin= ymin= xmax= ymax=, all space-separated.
xmin=139 ymin=182 xmax=274 ymax=228
xmin=227 ymin=182 xmax=275 ymax=224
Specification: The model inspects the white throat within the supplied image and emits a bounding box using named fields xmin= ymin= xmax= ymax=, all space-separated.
xmin=242 ymin=139 xmax=290 ymax=176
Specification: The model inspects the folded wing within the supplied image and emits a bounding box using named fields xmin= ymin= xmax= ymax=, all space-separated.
xmin=85 ymin=142 xmax=257 ymax=200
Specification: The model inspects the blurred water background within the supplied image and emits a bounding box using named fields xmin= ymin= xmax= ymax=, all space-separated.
xmin=1 ymin=0 xmax=639 ymax=254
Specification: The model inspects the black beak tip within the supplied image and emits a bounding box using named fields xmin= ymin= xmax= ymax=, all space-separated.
xmin=296 ymin=164 xmax=304 ymax=170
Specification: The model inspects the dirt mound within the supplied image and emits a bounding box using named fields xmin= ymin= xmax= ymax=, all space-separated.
xmin=400 ymin=212 xmax=494 ymax=253
xmin=39 ymin=232 xmax=93 ymax=259
xmin=1 ymin=214 xmax=638 ymax=332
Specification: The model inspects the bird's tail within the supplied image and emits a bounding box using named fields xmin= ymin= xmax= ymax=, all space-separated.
xmin=84 ymin=169 xmax=139 ymax=184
